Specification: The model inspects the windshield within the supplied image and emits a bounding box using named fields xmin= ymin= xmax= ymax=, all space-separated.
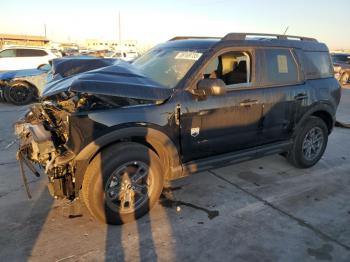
xmin=132 ymin=47 xmax=203 ymax=88
xmin=332 ymin=54 xmax=350 ymax=64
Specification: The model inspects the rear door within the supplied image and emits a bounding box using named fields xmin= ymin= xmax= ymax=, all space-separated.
xmin=257 ymin=48 xmax=305 ymax=144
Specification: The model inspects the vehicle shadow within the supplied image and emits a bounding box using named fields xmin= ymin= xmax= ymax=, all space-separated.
xmin=95 ymin=129 xmax=168 ymax=261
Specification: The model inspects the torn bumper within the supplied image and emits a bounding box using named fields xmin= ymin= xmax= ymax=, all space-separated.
xmin=15 ymin=106 xmax=76 ymax=199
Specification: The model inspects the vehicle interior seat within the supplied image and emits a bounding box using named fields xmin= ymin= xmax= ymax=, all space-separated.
xmin=223 ymin=60 xmax=247 ymax=85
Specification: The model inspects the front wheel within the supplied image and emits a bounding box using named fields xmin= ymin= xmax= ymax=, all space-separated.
xmin=287 ymin=116 xmax=328 ymax=168
xmin=82 ymin=142 xmax=164 ymax=225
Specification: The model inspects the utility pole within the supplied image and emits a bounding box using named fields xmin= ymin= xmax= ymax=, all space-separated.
xmin=44 ymin=23 xmax=47 ymax=38
xmin=118 ymin=12 xmax=122 ymax=50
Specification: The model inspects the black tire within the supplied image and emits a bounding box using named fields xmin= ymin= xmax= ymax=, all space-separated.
xmin=2 ymin=84 xmax=11 ymax=103
xmin=340 ymin=72 xmax=349 ymax=86
xmin=7 ymin=81 xmax=35 ymax=105
xmin=82 ymin=142 xmax=164 ymax=225
xmin=287 ymin=116 xmax=328 ymax=168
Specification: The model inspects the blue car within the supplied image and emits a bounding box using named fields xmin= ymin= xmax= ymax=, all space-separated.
xmin=0 ymin=56 xmax=118 ymax=105
xmin=0 ymin=64 xmax=51 ymax=105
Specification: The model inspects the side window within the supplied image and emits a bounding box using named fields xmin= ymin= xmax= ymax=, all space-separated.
xmin=264 ymin=49 xmax=299 ymax=85
xmin=203 ymin=51 xmax=251 ymax=87
xmin=17 ymin=49 xmax=48 ymax=57
xmin=0 ymin=49 xmax=17 ymax=58
xmin=303 ymin=52 xmax=333 ymax=79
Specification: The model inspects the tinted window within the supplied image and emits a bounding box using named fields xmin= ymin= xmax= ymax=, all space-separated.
xmin=264 ymin=49 xmax=299 ymax=85
xmin=304 ymin=52 xmax=333 ymax=79
xmin=0 ymin=49 xmax=17 ymax=58
xmin=17 ymin=49 xmax=48 ymax=57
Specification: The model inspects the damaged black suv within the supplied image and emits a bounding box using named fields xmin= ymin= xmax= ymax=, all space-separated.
xmin=15 ymin=33 xmax=341 ymax=224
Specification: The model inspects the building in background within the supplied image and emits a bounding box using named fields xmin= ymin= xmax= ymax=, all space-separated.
xmin=85 ymin=39 xmax=138 ymax=51
xmin=0 ymin=34 xmax=49 ymax=49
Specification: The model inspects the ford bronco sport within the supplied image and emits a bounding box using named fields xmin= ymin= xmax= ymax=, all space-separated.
xmin=15 ymin=33 xmax=341 ymax=224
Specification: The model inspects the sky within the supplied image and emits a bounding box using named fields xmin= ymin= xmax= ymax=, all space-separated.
xmin=1 ymin=0 xmax=349 ymax=50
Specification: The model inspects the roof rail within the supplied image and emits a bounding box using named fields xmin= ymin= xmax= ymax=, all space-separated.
xmin=168 ymin=36 xmax=220 ymax=41
xmin=222 ymin=33 xmax=317 ymax=42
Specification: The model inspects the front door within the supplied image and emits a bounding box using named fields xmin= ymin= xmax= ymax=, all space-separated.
xmin=180 ymin=49 xmax=263 ymax=162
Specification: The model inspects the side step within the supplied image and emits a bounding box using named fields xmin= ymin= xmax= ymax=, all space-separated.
xmin=182 ymin=140 xmax=293 ymax=175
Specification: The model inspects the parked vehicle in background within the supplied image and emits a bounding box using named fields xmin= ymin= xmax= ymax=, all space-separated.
xmin=51 ymin=48 xmax=63 ymax=58
xmin=15 ymin=33 xmax=340 ymax=225
xmin=0 ymin=56 xmax=118 ymax=105
xmin=0 ymin=46 xmax=56 ymax=72
xmin=331 ymin=53 xmax=350 ymax=85
xmin=109 ymin=50 xmax=140 ymax=61
xmin=0 ymin=64 xmax=50 ymax=105
xmin=61 ymin=48 xmax=80 ymax=56
xmin=79 ymin=49 xmax=91 ymax=56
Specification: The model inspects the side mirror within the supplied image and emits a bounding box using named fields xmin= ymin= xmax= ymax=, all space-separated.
xmin=191 ymin=78 xmax=227 ymax=97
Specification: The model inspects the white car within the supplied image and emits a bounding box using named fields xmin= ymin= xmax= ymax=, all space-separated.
xmin=109 ymin=51 xmax=140 ymax=62
xmin=0 ymin=46 xmax=57 ymax=72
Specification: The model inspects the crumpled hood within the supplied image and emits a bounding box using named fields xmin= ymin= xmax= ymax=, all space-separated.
xmin=42 ymin=59 xmax=172 ymax=101
xmin=50 ymin=56 xmax=116 ymax=78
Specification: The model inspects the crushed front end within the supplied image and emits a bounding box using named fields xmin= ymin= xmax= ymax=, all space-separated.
xmin=14 ymin=57 xmax=172 ymax=201
xmin=15 ymin=101 xmax=76 ymax=199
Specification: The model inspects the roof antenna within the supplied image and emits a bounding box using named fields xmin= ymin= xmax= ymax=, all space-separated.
xmin=283 ymin=26 xmax=289 ymax=35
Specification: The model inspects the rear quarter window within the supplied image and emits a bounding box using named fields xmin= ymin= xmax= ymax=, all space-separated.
xmin=303 ymin=52 xmax=333 ymax=79
xmin=263 ymin=49 xmax=299 ymax=85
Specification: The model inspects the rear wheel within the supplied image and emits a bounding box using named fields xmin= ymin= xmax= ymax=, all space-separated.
xmin=287 ymin=116 xmax=328 ymax=168
xmin=82 ymin=142 xmax=164 ymax=225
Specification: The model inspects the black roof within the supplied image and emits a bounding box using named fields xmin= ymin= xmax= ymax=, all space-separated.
xmin=159 ymin=38 xmax=219 ymax=50
xmin=166 ymin=33 xmax=329 ymax=52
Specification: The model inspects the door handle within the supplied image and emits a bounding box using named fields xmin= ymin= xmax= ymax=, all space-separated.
xmin=240 ymin=99 xmax=258 ymax=107
xmin=294 ymin=93 xmax=308 ymax=100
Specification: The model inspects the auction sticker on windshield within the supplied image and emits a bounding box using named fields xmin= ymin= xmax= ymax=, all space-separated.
xmin=175 ymin=52 xmax=202 ymax=60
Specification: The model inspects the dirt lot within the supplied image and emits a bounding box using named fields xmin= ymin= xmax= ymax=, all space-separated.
xmin=0 ymin=88 xmax=350 ymax=262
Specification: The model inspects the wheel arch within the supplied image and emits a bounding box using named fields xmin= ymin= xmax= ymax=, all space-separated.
xmin=311 ymin=110 xmax=333 ymax=133
xmin=73 ymin=126 xmax=183 ymax=193
xmin=295 ymin=103 xmax=335 ymax=135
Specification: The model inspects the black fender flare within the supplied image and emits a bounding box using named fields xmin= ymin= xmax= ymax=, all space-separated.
xmin=293 ymin=102 xmax=335 ymax=136
xmin=73 ymin=127 xmax=183 ymax=192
